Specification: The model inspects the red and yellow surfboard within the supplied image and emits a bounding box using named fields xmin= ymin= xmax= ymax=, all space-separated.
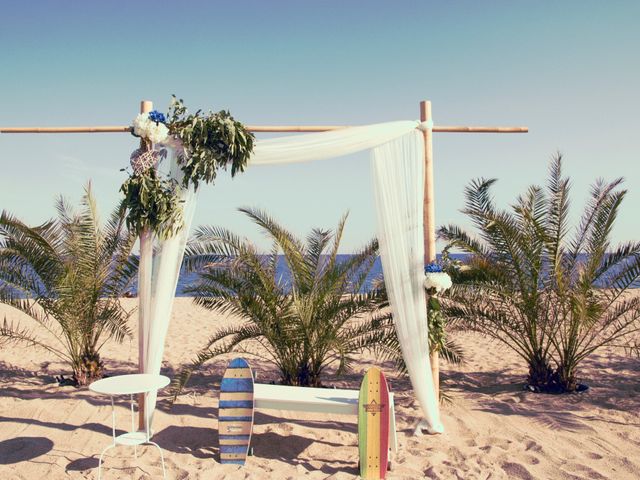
xmin=358 ymin=367 xmax=390 ymax=479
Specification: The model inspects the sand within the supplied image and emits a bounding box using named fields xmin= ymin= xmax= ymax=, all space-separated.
xmin=1 ymin=298 xmax=639 ymax=479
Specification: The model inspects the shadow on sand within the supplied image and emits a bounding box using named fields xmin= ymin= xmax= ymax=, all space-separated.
xmin=150 ymin=410 xmax=360 ymax=475
xmin=66 ymin=456 xmax=99 ymax=472
xmin=0 ymin=436 xmax=54 ymax=465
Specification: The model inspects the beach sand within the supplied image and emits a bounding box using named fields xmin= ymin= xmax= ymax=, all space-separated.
xmin=1 ymin=298 xmax=639 ymax=479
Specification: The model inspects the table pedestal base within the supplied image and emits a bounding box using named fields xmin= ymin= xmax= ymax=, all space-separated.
xmin=97 ymin=393 xmax=167 ymax=479
xmin=98 ymin=434 xmax=166 ymax=480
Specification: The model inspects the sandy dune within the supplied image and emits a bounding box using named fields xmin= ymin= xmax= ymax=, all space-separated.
xmin=1 ymin=298 xmax=639 ymax=479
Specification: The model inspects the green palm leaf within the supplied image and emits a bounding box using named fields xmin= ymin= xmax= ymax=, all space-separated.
xmin=441 ymin=156 xmax=640 ymax=392
xmin=175 ymin=210 xmax=396 ymax=394
xmin=0 ymin=184 xmax=138 ymax=385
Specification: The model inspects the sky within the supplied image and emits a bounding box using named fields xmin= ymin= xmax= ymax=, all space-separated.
xmin=0 ymin=1 xmax=638 ymax=252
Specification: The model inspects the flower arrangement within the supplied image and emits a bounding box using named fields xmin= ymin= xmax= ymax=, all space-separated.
xmin=132 ymin=110 xmax=169 ymax=145
xmin=424 ymin=262 xmax=453 ymax=354
xmin=120 ymin=96 xmax=255 ymax=238
xmin=424 ymin=262 xmax=453 ymax=294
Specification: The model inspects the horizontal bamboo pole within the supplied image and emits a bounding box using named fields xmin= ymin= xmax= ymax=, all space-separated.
xmin=0 ymin=125 xmax=529 ymax=134
xmin=433 ymin=126 xmax=528 ymax=133
xmin=251 ymin=125 xmax=530 ymax=133
xmin=249 ymin=125 xmax=346 ymax=132
xmin=0 ymin=126 xmax=133 ymax=133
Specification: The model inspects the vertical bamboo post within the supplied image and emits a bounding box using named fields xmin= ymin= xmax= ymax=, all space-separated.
xmin=137 ymin=100 xmax=153 ymax=430
xmin=420 ymin=100 xmax=440 ymax=404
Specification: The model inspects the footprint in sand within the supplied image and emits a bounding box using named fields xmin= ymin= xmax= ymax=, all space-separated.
xmin=486 ymin=436 xmax=513 ymax=451
xmin=501 ymin=461 xmax=535 ymax=480
xmin=524 ymin=440 xmax=543 ymax=453
xmin=560 ymin=462 xmax=609 ymax=480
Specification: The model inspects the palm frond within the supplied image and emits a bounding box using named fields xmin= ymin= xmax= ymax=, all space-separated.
xmin=441 ymin=158 xmax=639 ymax=392
xmin=0 ymin=184 xmax=137 ymax=383
xmin=0 ymin=317 xmax=70 ymax=361
xmin=179 ymin=210 xmax=394 ymax=389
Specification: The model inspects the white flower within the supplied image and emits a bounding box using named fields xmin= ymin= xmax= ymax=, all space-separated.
xmin=133 ymin=113 xmax=151 ymax=136
xmin=424 ymin=271 xmax=452 ymax=293
xmin=147 ymin=122 xmax=169 ymax=144
xmin=132 ymin=113 xmax=169 ymax=144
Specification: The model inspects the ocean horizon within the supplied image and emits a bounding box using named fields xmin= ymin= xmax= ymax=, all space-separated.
xmin=126 ymin=253 xmax=638 ymax=296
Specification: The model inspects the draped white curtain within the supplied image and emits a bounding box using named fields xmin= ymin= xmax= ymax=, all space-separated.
xmin=372 ymin=132 xmax=443 ymax=433
xmin=138 ymin=120 xmax=442 ymax=433
xmin=139 ymin=143 xmax=198 ymax=428
xmin=250 ymin=121 xmax=419 ymax=164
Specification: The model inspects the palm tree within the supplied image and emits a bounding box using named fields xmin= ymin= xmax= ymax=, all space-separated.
xmin=0 ymin=185 xmax=138 ymax=385
xmin=439 ymin=155 xmax=640 ymax=392
xmin=175 ymin=208 xmax=399 ymax=391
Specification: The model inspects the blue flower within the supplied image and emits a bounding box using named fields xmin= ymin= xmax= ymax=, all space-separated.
xmin=148 ymin=110 xmax=166 ymax=124
xmin=425 ymin=262 xmax=443 ymax=273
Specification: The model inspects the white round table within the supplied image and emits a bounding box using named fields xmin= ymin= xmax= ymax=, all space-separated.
xmin=90 ymin=374 xmax=170 ymax=479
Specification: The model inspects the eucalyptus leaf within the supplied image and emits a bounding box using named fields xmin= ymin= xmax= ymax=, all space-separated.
xmin=120 ymin=169 xmax=184 ymax=239
xmin=119 ymin=96 xmax=254 ymax=240
xmin=166 ymin=96 xmax=255 ymax=190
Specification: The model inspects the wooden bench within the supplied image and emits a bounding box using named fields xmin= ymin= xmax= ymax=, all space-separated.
xmin=253 ymin=383 xmax=398 ymax=453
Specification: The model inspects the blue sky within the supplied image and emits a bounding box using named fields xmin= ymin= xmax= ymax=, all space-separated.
xmin=1 ymin=1 xmax=638 ymax=251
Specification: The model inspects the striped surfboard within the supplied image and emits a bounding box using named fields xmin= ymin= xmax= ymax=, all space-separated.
xmin=218 ymin=357 xmax=255 ymax=465
xmin=358 ymin=367 xmax=390 ymax=479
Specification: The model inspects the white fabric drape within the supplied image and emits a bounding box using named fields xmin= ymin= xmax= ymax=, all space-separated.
xmin=251 ymin=121 xmax=442 ymax=430
xmin=250 ymin=121 xmax=419 ymax=165
xmin=372 ymin=131 xmax=443 ymax=432
xmin=138 ymin=120 xmax=442 ymax=433
xmin=139 ymin=143 xmax=197 ymax=430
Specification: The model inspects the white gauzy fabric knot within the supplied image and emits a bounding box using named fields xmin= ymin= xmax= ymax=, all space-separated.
xmin=423 ymin=271 xmax=452 ymax=293
xmin=158 ymin=135 xmax=188 ymax=159
xmin=416 ymin=119 xmax=434 ymax=132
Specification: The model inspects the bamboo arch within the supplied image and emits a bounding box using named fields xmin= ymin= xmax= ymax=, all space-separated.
xmin=1 ymin=99 xmax=528 ymax=430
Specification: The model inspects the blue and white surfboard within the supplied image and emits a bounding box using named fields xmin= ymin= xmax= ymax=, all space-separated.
xmin=218 ymin=357 xmax=255 ymax=465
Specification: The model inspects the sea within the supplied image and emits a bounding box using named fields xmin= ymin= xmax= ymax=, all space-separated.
xmin=161 ymin=254 xmax=392 ymax=296
xmin=131 ymin=253 xmax=638 ymax=296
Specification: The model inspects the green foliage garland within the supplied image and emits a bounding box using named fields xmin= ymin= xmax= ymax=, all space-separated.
xmin=427 ymin=296 xmax=446 ymax=353
xmin=167 ymin=96 xmax=255 ymax=190
xmin=120 ymin=169 xmax=183 ymax=239
xmin=121 ymin=96 xmax=255 ymax=238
